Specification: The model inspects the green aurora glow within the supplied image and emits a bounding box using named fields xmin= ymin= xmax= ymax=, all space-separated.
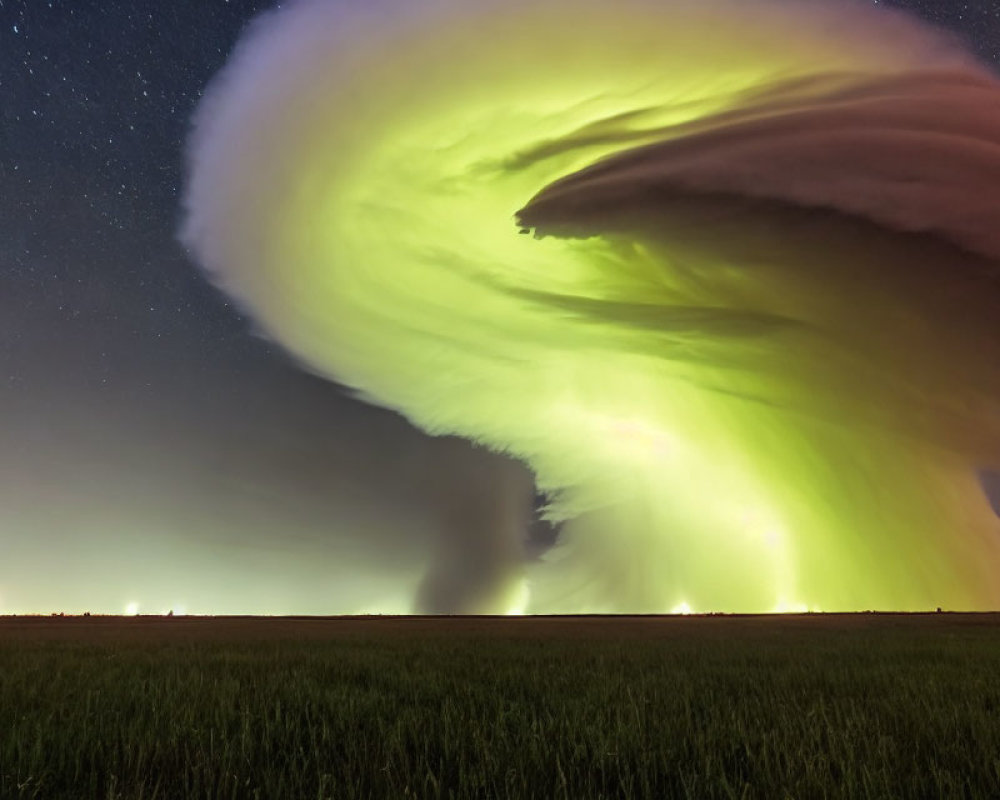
xmin=181 ymin=0 xmax=1000 ymax=613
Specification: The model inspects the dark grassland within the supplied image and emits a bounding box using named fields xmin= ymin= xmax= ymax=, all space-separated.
xmin=1 ymin=614 xmax=999 ymax=799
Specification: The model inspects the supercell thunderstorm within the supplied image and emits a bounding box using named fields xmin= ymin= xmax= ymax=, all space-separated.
xmin=180 ymin=0 xmax=1000 ymax=613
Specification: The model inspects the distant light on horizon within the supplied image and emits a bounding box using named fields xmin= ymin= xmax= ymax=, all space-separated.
xmin=773 ymin=600 xmax=813 ymax=614
xmin=505 ymin=579 xmax=531 ymax=616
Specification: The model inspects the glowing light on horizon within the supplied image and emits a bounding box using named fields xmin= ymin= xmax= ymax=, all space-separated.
xmin=772 ymin=600 xmax=811 ymax=614
xmin=125 ymin=602 xmax=139 ymax=616
xmin=505 ymin=579 xmax=531 ymax=616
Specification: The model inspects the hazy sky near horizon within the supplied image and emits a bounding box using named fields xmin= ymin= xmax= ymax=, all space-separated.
xmin=1 ymin=0 xmax=998 ymax=615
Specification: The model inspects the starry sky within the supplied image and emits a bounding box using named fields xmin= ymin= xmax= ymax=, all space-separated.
xmin=1 ymin=0 xmax=997 ymax=615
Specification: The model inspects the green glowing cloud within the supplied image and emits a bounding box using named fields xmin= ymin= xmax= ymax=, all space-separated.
xmin=181 ymin=0 xmax=1000 ymax=613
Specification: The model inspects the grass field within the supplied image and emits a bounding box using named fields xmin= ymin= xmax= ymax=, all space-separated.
xmin=1 ymin=614 xmax=999 ymax=799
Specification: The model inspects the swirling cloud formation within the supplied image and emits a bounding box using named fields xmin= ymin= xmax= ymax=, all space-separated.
xmin=181 ymin=0 xmax=1000 ymax=613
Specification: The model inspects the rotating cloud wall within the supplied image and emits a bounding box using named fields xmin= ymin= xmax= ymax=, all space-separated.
xmin=181 ymin=0 xmax=1000 ymax=613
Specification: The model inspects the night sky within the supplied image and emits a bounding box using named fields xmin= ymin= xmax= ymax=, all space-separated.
xmin=1 ymin=0 xmax=998 ymax=615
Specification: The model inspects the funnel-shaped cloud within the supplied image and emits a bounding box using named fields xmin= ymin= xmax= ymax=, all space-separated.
xmin=181 ymin=0 xmax=1000 ymax=613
